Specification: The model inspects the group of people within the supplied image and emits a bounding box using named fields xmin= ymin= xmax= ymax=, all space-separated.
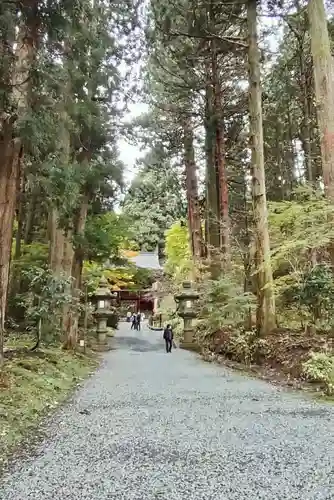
xmin=126 ymin=311 xmax=144 ymax=331
xmin=126 ymin=310 xmax=174 ymax=353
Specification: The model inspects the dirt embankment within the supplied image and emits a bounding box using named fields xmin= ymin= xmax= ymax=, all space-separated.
xmin=201 ymin=328 xmax=333 ymax=394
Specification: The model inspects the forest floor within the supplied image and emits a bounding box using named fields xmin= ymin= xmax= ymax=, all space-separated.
xmin=1 ymin=322 xmax=333 ymax=499
xmin=0 ymin=334 xmax=98 ymax=472
xmin=204 ymin=327 xmax=333 ymax=395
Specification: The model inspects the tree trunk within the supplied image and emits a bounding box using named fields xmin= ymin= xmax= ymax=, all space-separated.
xmin=211 ymin=39 xmax=230 ymax=265
xmin=205 ymin=66 xmax=220 ymax=253
xmin=48 ymin=208 xmax=65 ymax=275
xmin=286 ymin=103 xmax=295 ymax=196
xmin=247 ymin=0 xmax=276 ymax=335
xmin=62 ymin=230 xmax=76 ymax=349
xmin=65 ymin=194 xmax=90 ymax=347
xmin=0 ymin=139 xmax=22 ymax=361
xmin=15 ymin=169 xmax=25 ymax=260
xmin=24 ymin=185 xmax=38 ymax=244
xmin=308 ymin=0 xmax=334 ymax=200
xmin=183 ymin=116 xmax=204 ymax=262
xmin=300 ymin=53 xmax=313 ymax=183
xmin=0 ymin=5 xmax=38 ymax=363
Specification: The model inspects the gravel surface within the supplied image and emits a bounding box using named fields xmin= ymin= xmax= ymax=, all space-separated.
xmin=1 ymin=323 xmax=334 ymax=499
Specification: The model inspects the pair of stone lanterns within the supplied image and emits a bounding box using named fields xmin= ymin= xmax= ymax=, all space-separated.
xmin=174 ymin=281 xmax=199 ymax=350
xmin=92 ymin=276 xmax=117 ymax=351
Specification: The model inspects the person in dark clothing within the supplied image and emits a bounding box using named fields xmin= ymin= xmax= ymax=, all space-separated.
xmin=136 ymin=312 xmax=141 ymax=331
xmin=163 ymin=324 xmax=173 ymax=353
xmin=131 ymin=315 xmax=137 ymax=330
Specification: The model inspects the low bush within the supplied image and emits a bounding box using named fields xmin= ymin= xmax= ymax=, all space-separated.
xmin=196 ymin=274 xmax=256 ymax=339
xmin=302 ymin=352 xmax=334 ymax=395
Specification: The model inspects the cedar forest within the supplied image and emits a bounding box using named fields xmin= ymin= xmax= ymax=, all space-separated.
xmin=1 ymin=0 xmax=334 ymax=459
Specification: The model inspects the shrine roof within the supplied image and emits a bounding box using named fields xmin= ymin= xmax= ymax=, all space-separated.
xmin=128 ymin=251 xmax=162 ymax=270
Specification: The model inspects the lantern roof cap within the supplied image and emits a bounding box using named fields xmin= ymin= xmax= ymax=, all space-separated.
xmin=174 ymin=280 xmax=199 ymax=301
xmin=94 ymin=276 xmax=111 ymax=298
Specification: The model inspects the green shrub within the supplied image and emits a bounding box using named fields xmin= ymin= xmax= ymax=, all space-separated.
xmin=9 ymin=266 xmax=76 ymax=344
xmin=302 ymin=352 xmax=334 ymax=394
xmin=224 ymin=330 xmax=256 ymax=364
xmin=281 ymin=264 xmax=334 ymax=324
xmin=197 ymin=275 xmax=255 ymax=336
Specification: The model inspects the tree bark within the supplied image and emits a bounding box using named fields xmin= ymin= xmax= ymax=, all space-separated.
xmin=24 ymin=184 xmax=38 ymax=244
xmin=62 ymin=230 xmax=76 ymax=349
xmin=247 ymin=0 xmax=276 ymax=335
xmin=205 ymin=63 xmax=220 ymax=254
xmin=308 ymin=0 xmax=334 ymax=200
xmin=211 ymin=39 xmax=230 ymax=265
xmin=299 ymin=51 xmax=313 ymax=183
xmin=0 ymin=3 xmax=38 ymax=364
xmin=63 ymin=193 xmax=90 ymax=348
xmin=183 ymin=116 xmax=204 ymax=262
xmin=15 ymin=168 xmax=25 ymax=261
xmin=48 ymin=208 xmax=65 ymax=275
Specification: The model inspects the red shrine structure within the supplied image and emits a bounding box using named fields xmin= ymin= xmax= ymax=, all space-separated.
xmin=113 ymin=250 xmax=162 ymax=315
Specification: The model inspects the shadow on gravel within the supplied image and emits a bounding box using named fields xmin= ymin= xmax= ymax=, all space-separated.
xmin=114 ymin=335 xmax=162 ymax=353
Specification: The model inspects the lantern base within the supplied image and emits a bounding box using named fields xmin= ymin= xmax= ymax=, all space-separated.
xmin=93 ymin=343 xmax=113 ymax=352
xmin=106 ymin=328 xmax=115 ymax=337
xmin=183 ymin=327 xmax=194 ymax=344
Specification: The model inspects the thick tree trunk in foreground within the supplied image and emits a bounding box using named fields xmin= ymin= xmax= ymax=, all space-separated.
xmin=63 ymin=193 xmax=89 ymax=348
xmin=183 ymin=117 xmax=204 ymax=262
xmin=308 ymin=0 xmax=334 ymax=201
xmin=0 ymin=139 xmax=22 ymax=366
xmin=0 ymin=6 xmax=38 ymax=364
xmin=308 ymin=0 xmax=334 ymax=267
xmin=248 ymin=0 xmax=276 ymax=335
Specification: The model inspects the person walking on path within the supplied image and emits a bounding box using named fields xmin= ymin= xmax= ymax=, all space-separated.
xmin=136 ymin=312 xmax=141 ymax=331
xmin=131 ymin=314 xmax=137 ymax=330
xmin=163 ymin=324 xmax=173 ymax=353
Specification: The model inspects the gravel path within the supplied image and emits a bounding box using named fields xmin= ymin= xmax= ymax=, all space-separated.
xmin=1 ymin=323 xmax=334 ymax=499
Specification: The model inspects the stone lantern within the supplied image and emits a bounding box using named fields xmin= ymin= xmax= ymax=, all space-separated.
xmin=92 ymin=276 xmax=113 ymax=350
xmin=174 ymin=281 xmax=199 ymax=349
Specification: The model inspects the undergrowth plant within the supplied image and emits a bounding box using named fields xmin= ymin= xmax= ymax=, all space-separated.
xmin=302 ymin=352 xmax=334 ymax=395
xmin=196 ymin=275 xmax=256 ymax=338
xmin=279 ymin=264 xmax=334 ymax=327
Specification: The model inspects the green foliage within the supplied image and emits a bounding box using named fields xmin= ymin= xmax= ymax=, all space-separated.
xmin=20 ymin=268 xmax=76 ymax=343
xmin=302 ymin=352 xmax=334 ymax=395
xmin=122 ymin=146 xmax=186 ymax=251
xmin=83 ymin=260 xmax=154 ymax=296
xmin=12 ymin=243 xmax=48 ymax=271
xmin=280 ymin=265 xmax=334 ymax=324
xmin=269 ymin=189 xmax=334 ymax=327
xmin=197 ymin=275 xmax=255 ymax=336
xmin=221 ymin=330 xmax=256 ymax=365
xmin=7 ymin=243 xmax=49 ymax=325
xmin=8 ymin=243 xmax=75 ymax=341
xmin=269 ymin=188 xmax=334 ymax=271
xmin=83 ymin=212 xmax=130 ymax=262
xmin=164 ymin=222 xmax=193 ymax=280
xmin=0 ymin=347 xmax=97 ymax=468
xmin=131 ymin=267 xmax=154 ymax=290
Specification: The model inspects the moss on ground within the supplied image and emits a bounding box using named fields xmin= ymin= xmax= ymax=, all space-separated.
xmin=0 ymin=343 xmax=98 ymax=468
